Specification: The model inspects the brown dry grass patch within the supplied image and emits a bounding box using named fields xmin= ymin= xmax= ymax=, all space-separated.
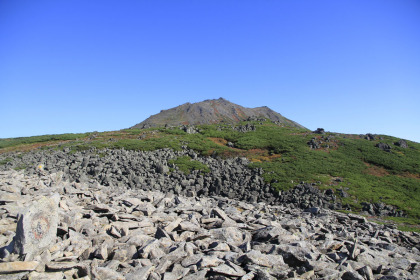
xmin=0 ymin=140 xmax=71 ymax=154
xmin=398 ymin=172 xmax=420 ymax=180
xmin=209 ymin=137 xmax=228 ymax=146
xmin=364 ymin=162 xmax=389 ymax=177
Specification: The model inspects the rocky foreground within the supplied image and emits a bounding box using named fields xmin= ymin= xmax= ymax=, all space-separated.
xmin=0 ymin=169 xmax=419 ymax=280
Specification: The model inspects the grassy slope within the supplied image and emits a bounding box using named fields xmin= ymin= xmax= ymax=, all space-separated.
xmin=1 ymin=122 xmax=419 ymax=230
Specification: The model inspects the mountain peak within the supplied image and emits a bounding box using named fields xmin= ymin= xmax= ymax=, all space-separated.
xmin=131 ymin=98 xmax=305 ymax=129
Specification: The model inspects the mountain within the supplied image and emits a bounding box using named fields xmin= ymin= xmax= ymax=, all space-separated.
xmin=0 ymin=103 xmax=419 ymax=232
xmin=131 ymin=97 xmax=305 ymax=129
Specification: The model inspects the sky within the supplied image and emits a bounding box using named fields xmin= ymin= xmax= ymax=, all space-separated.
xmin=1 ymin=0 xmax=420 ymax=142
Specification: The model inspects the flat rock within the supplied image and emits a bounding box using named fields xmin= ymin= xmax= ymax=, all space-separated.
xmin=26 ymin=271 xmax=65 ymax=280
xmin=13 ymin=196 xmax=58 ymax=259
xmin=46 ymin=261 xmax=78 ymax=271
xmin=125 ymin=265 xmax=155 ymax=280
xmin=211 ymin=262 xmax=246 ymax=277
xmin=0 ymin=261 xmax=39 ymax=273
xmin=209 ymin=227 xmax=244 ymax=246
xmin=96 ymin=267 xmax=125 ymax=280
xmin=240 ymin=250 xmax=285 ymax=268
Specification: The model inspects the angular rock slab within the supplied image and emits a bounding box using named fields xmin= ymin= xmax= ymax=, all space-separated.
xmin=0 ymin=261 xmax=39 ymax=273
xmin=13 ymin=196 xmax=59 ymax=259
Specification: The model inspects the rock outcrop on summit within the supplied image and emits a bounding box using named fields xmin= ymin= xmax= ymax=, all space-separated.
xmin=131 ymin=98 xmax=305 ymax=129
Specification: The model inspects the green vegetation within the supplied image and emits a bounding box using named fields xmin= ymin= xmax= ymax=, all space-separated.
xmin=366 ymin=216 xmax=420 ymax=233
xmin=1 ymin=121 xmax=419 ymax=226
xmin=396 ymin=225 xmax=420 ymax=233
xmin=0 ymin=133 xmax=90 ymax=149
xmin=14 ymin=164 xmax=29 ymax=171
xmin=0 ymin=157 xmax=13 ymax=165
xmin=169 ymin=155 xmax=210 ymax=175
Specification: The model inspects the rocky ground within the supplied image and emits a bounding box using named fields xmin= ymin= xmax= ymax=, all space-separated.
xmin=0 ymin=167 xmax=419 ymax=279
xmin=0 ymin=148 xmax=404 ymax=217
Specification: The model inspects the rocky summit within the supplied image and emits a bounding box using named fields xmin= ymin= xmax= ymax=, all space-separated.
xmin=0 ymin=166 xmax=419 ymax=279
xmin=130 ymin=98 xmax=305 ymax=129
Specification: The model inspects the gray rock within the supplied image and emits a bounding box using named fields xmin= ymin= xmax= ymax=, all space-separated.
xmin=394 ymin=139 xmax=408 ymax=148
xmin=181 ymin=253 xmax=204 ymax=267
xmin=197 ymin=256 xmax=224 ymax=268
xmin=211 ymin=262 xmax=246 ymax=277
xmin=26 ymin=271 xmax=65 ymax=280
xmin=240 ymin=250 xmax=285 ymax=268
xmin=182 ymin=269 xmax=209 ymax=280
xmin=156 ymin=163 xmax=169 ymax=174
xmin=209 ymin=227 xmax=244 ymax=246
xmin=342 ymin=270 xmax=365 ymax=280
xmin=0 ymin=261 xmax=39 ymax=273
xmin=13 ymin=196 xmax=59 ymax=260
xmin=252 ymin=226 xmax=287 ymax=242
xmin=162 ymin=264 xmax=189 ymax=280
xmin=125 ymin=265 xmax=155 ymax=280
xmin=0 ymin=166 xmax=418 ymax=280
xmin=304 ymin=207 xmax=320 ymax=214
xmin=357 ymin=265 xmax=374 ymax=280
xmin=255 ymin=268 xmax=277 ymax=280
xmin=376 ymin=142 xmax=392 ymax=152
xmin=96 ymin=267 xmax=125 ymax=280
xmin=313 ymin=128 xmax=325 ymax=134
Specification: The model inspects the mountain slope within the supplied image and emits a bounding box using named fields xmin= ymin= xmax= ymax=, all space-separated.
xmin=0 ymin=109 xmax=419 ymax=231
xmin=131 ymin=98 xmax=305 ymax=129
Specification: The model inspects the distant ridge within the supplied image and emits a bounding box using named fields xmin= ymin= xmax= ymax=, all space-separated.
xmin=131 ymin=98 xmax=306 ymax=129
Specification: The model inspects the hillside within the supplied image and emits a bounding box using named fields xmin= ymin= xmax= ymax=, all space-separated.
xmin=1 ymin=120 xmax=419 ymax=232
xmin=131 ymin=98 xmax=305 ymax=129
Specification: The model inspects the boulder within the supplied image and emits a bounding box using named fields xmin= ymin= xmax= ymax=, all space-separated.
xmin=13 ymin=196 xmax=59 ymax=260
xmin=394 ymin=139 xmax=408 ymax=148
xmin=376 ymin=143 xmax=392 ymax=152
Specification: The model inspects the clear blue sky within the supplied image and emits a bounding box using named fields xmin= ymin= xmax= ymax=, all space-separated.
xmin=1 ymin=0 xmax=420 ymax=142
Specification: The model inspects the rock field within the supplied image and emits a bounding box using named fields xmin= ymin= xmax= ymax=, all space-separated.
xmin=0 ymin=148 xmax=404 ymax=217
xmin=0 ymin=165 xmax=419 ymax=279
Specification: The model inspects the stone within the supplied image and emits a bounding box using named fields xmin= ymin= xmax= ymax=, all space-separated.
xmin=209 ymin=227 xmax=244 ymax=246
xmin=96 ymin=267 xmax=125 ymax=280
xmin=156 ymin=163 xmax=169 ymax=174
xmin=0 ymin=165 xmax=418 ymax=280
xmin=182 ymin=269 xmax=209 ymax=280
xmin=162 ymin=264 xmax=189 ymax=280
xmin=255 ymin=268 xmax=276 ymax=280
xmin=304 ymin=207 xmax=320 ymax=214
xmin=197 ymin=256 xmax=224 ymax=268
xmin=357 ymin=265 xmax=374 ymax=280
xmin=300 ymin=270 xmax=315 ymax=279
xmin=93 ymin=244 xmax=108 ymax=260
xmin=155 ymin=227 xmax=171 ymax=239
xmin=27 ymin=271 xmax=65 ymax=280
xmin=208 ymin=241 xmax=230 ymax=252
xmin=125 ymin=265 xmax=155 ymax=280
xmin=376 ymin=142 xmax=392 ymax=152
xmin=394 ymin=139 xmax=408 ymax=148
xmin=252 ymin=226 xmax=287 ymax=242
xmin=211 ymin=262 xmax=246 ymax=277
xmin=342 ymin=270 xmax=365 ymax=280
xmin=181 ymin=253 xmax=204 ymax=267
xmin=178 ymin=221 xmax=200 ymax=232
xmin=164 ymin=218 xmax=183 ymax=232
xmin=13 ymin=196 xmax=59 ymax=259
xmin=313 ymin=128 xmax=325 ymax=134
xmin=46 ymin=261 xmax=78 ymax=271
xmin=0 ymin=261 xmax=39 ymax=273
xmin=240 ymin=250 xmax=285 ymax=268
